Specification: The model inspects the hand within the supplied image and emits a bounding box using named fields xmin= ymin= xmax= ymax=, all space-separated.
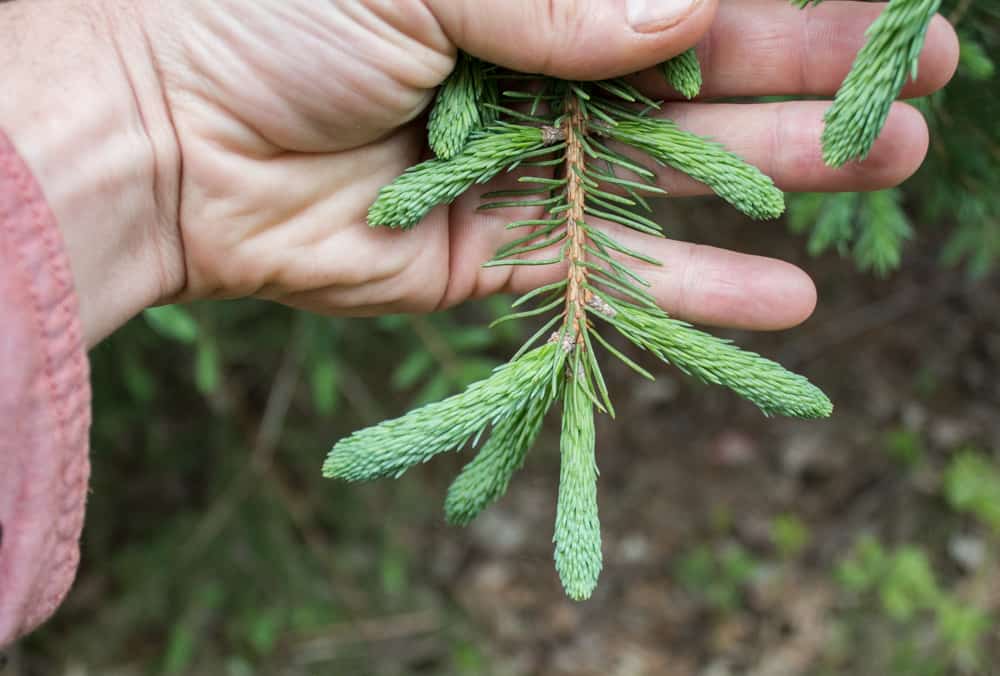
xmin=3 ymin=0 xmax=960 ymax=345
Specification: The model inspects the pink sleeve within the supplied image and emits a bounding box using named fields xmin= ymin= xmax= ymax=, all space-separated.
xmin=0 ymin=130 xmax=91 ymax=647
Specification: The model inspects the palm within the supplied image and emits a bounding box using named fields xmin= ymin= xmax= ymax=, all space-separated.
xmin=157 ymin=0 xmax=958 ymax=329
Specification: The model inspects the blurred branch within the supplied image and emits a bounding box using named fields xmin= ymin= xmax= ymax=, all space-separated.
xmin=290 ymin=611 xmax=441 ymax=666
xmin=182 ymin=318 xmax=306 ymax=563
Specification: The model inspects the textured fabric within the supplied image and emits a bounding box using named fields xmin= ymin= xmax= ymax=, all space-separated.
xmin=0 ymin=130 xmax=91 ymax=647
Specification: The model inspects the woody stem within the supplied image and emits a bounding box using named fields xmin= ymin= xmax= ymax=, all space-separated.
xmin=561 ymin=92 xmax=591 ymax=347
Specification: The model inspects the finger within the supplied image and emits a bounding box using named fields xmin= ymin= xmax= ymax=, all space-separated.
xmin=442 ymin=184 xmax=816 ymax=331
xmin=500 ymin=229 xmax=818 ymax=331
xmin=635 ymin=0 xmax=959 ymax=99
xmin=642 ymin=101 xmax=929 ymax=195
xmin=423 ymin=0 xmax=719 ymax=80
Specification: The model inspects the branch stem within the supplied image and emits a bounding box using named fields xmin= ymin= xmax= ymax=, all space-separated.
xmin=562 ymin=92 xmax=592 ymax=347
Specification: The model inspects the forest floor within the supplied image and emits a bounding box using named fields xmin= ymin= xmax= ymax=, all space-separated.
xmin=408 ymin=200 xmax=1000 ymax=676
xmin=10 ymin=200 xmax=1000 ymax=676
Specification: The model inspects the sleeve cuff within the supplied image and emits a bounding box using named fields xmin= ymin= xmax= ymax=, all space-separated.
xmin=0 ymin=129 xmax=91 ymax=647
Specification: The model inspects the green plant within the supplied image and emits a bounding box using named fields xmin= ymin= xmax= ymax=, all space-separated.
xmin=944 ymin=449 xmax=1000 ymax=532
xmin=884 ymin=426 xmax=927 ymax=468
xmin=834 ymin=536 xmax=990 ymax=674
xmin=324 ymin=1 xmax=951 ymax=600
xmin=771 ymin=513 xmax=811 ymax=560
xmin=674 ymin=542 xmax=761 ymax=613
xmin=790 ymin=0 xmax=999 ymax=276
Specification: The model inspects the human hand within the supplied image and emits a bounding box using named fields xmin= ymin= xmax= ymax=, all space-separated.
xmin=13 ymin=0 xmax=961 ymax=343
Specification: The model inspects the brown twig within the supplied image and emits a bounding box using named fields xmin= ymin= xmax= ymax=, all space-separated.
xmin=181 ymin=317 xmax=305 ymax=563
xmin=561 ymin=92 xmax=591 ymax=346
xmin=291 ymin=611 xmax=442 ymax=665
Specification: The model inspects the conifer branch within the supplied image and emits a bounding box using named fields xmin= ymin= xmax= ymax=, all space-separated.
xmin=428 ymin=52 xmax=484 ymax=160
xmin=323 ymin=344 xmax=566 ymax=481
xmin=606 ymin=118 xmax=786 ymax=220
xmin=368 ymin=124 xmax=559 ymax=229
xmin=799 ymin=0 xmax=942 ymax=166
xmin=444 ymin=381 xmax=554 ymax=526
xmin=661 ymin=48 xmax=703 ymax=99
xmin=327 ymin=47 xmax=851 ymax=602
xmin=598 ymin=301 xmax=833 ymax=419
xmin=554 ymin=372 xmax=602 ymax=601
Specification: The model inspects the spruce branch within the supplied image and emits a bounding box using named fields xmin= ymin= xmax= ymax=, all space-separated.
xmin=854 ymin=189 xmax=912 ymax=276
xmin=427 ymin=52 xmax=486 ymax=160
xmin=368 ymin=124 xmax=559 ymax=229
xmin=323 ymin=343 xmax=566 ymax=482
xmin=554 ymin=372 xmax=602 ymax=601
xmin=661 ymin=48 xmax=703 ymax=99
xmin=326 ymin=49 xmax=850 ymax=602
xmin=808 ymin=0 xmax=942 ymax=166
xmin=444 ymin=381 xmax=555 ymax=526
xmin=606 ymin=118 xmax=786 ymax=220
xmin=599 ymin=301 xmax=833 ymax=419
xmin=788 ymin=189 xmax=912 ymax=276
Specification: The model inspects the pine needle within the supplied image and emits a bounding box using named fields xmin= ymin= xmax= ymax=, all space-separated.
xmin=368 ymin=125 xmax=554 ymax=229
xmin=444 ymin=386 xmax=555 ymax=526
xmin=553 ymin=376 xmax=602 ymax=601
xmin=428 ymin=52 xmax=484 ymax=160
xmin=323 ymin=344 xmax=566 ymax=481
xmin=660 ymin=48 xmax=703 ymax=99
xmin=607 ymin=118 xmax=786 ymax=220
xmin=604 ymin=302 xmax=833 ymax=419
xmin=819 ymin=0 xmax=941 ymax=166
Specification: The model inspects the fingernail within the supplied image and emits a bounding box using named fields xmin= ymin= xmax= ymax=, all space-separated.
xmin=627 ymin=0 xmax=699 ymax=33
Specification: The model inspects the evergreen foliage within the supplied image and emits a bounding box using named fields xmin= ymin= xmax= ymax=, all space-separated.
xmin=788 ymin=189 xmax=912 ymax=277
xmin=325 ymin=3 xmax=969 ymax=599
xmin=427 ymin=53 xmax=495 ymax=160
xmin=789 ymin=0 xmax=998 ymax=277
xmin=367 ymin=124 xmax=555 ymax=229
xmin=661 ymin=48 xmax=703 ymax=99
xmin=599 ymin=302 xmax=833 ymax=419
xmin=444 ymin=374 xmax=556 ymax=526
xmin=553 ymin=376 xmax=602 ymax=600
xmin=606 ymin=118 xmax=785 ymax=220
xmin=322 ymin=343 xmax=564 ymax=481
xmin=820 ymin=0 xmax=942 ymax=167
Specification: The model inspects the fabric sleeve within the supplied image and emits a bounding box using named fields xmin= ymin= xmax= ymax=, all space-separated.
xmin=0 ymin=129 xmax=91 ymax=647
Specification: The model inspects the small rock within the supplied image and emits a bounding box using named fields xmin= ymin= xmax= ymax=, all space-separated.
xmin=429 ymin=539 xmax=463 ymax=581
xmin=546 ymin=602 xmax=582 ymax=637
xmin=781 ymin=432 xmax=836 ymax=478
xmin=901 ymin=403 xmax=927 ymax=431
xmin=710 ymin=430 xmax=758 ymax=467
xmin=470 ymin=509 xmax=527 ymax=555
xmin=470 ymin=561 xmax=513 ymax=595
xmin=949 ymin=535 xmax=987 ymax=571
xmin=701 ymin=659 xmax=736 ymax=676
xmin=617 ymin=533 xmax=651 ymax=564
xmin=633 ymin=377 xmax=680 ymax=409
xmin=929 ymin=417 xmax=971 ymax=449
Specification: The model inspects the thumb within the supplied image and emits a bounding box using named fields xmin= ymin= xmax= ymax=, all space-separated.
xmin=424 ymin=0 xmax=718 ymax=81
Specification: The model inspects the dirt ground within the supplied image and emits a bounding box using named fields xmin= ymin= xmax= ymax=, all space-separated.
xmin=6 ymin=200 xmax=1000 ymax=676
xmin=402 ymin=200 xmax=1000 ymax=676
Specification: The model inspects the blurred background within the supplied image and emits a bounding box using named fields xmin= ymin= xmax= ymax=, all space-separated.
xmin=6 ymin=3 xmax=1000 ymax=676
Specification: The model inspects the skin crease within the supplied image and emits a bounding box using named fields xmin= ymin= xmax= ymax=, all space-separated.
xmin=40 ymin=0 xmax=966 ymax=343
